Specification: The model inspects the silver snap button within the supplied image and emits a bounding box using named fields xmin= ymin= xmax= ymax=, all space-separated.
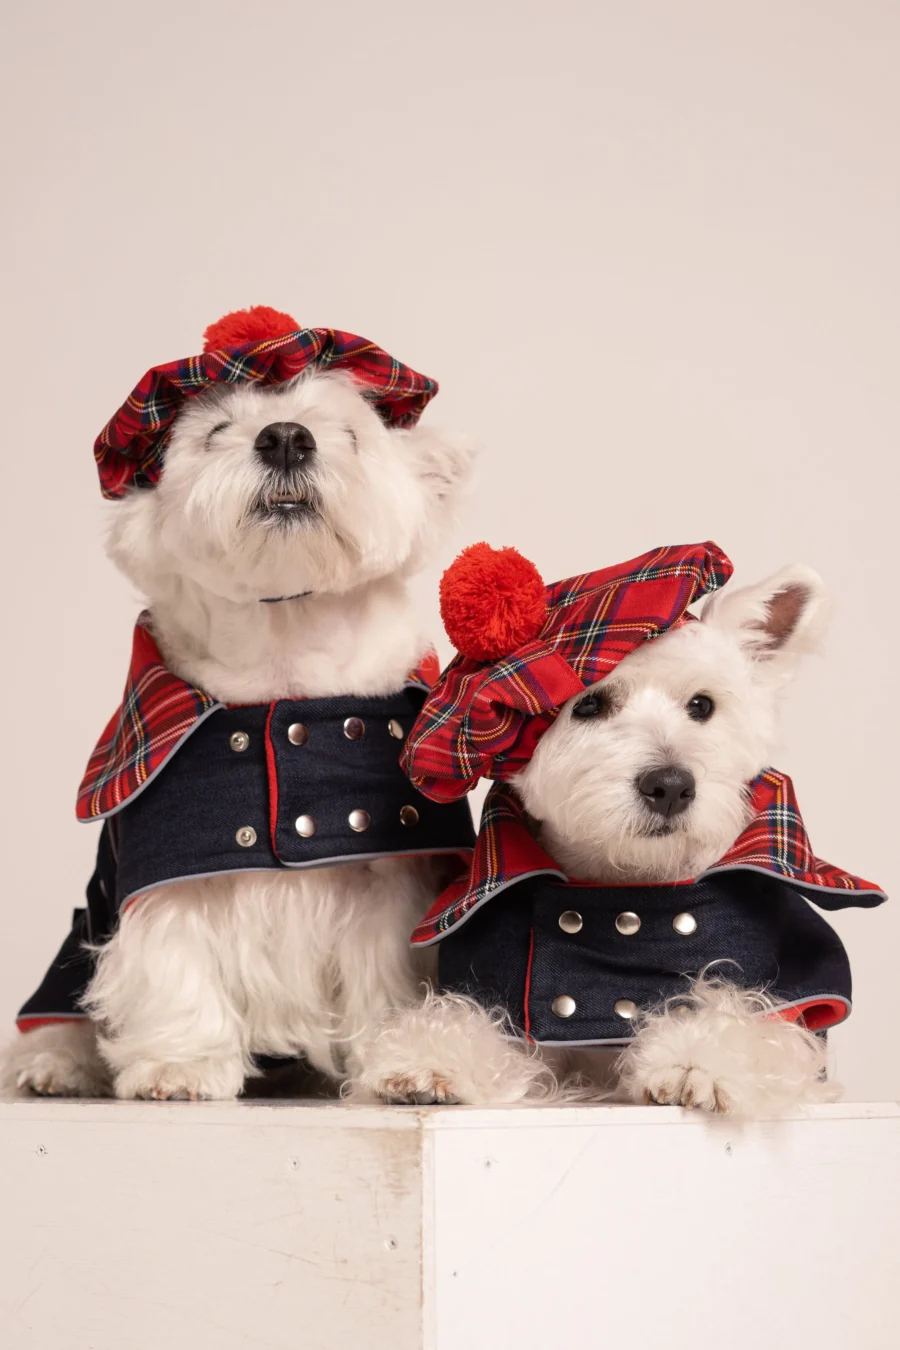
xmin=343 ymin=717 xmax=365 ymax=741
xmin=551 ymin=994 xmax=577 ymax=1019
xmin=558 ymin=910 xmax=583 ymax=935
xmin=288 ymin=723 xmax=308 ymax=746
xmin=349 ymin=809 xmax=371 ymax=833
xmin=399 ymin=805 xmax=419 ymax=826
xmin=673 ymin=912 xmax=697 ymax=935
xmin=388 ymin=719 xmax=405 ymax=740
xmin=295 ymin=815 xmax=316 ymax=837
xmin=615 ymin=911 xmax=641 ymax=936
xmin=229 ymin=731 xmax=249 ymax=753
xmin=614 ymin=999 xmax=639 ymax=1020
xmin=235 ymin=826 xmax=257 ymax=848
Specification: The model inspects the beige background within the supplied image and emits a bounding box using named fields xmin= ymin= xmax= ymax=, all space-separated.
xmin=0 ymin=1 xmax=896 ymax=1099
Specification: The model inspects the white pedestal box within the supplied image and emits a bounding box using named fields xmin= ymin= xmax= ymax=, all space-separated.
xmin=1 ymin=1099 xmax=897 ymax=1350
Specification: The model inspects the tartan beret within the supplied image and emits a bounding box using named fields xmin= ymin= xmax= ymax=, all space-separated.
xmin=94 ymin=305 xmax=439 ymax=500
xmin=401 ymin=541 xmax=734 ymax=802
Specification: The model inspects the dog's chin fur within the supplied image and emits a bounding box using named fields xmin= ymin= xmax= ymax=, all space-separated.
xmin=363 ymin=563 xmax=843 ymax=1117
xmin=6 ymin=371 xmax=476 ymax=1101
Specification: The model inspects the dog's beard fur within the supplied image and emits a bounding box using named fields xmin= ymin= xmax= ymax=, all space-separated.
xmin=7 ymin=371 xmax=476 ymax=1101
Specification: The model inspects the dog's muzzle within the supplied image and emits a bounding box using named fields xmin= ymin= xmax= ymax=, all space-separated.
xmin=635 ymin=765 xmax=696 ymax=820
xmin=253 ymin=422 xmax=320 ymax=520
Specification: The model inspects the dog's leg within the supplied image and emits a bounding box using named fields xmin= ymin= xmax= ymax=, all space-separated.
xmin=331 ymin=862 xmax=555 ymax=1105
xmin=84 ymin=888 xmax=248 ymax=1101
xmin=617 ymin=977 xmax=840 ymax=1117
xmin=1 ymin=1020 xmax=112 ymax=1098
xmin=351 ymin=991 xmax=561 ymax=1106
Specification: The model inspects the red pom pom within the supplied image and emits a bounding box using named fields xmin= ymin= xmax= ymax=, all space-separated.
xmin=202 ymin=305 xmax=300 ymax=353
xmin=440 ymin=543 xmax=547 ymax=662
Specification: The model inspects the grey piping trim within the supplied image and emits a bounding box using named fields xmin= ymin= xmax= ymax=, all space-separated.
xmin=278 ymin=847 xmax=471 ymax=870
xmin=410 ymin=867 xmax=567 ymax=948
xmin=17 ymin=1012 xmax=88 ymax=1024
xmin=78 ymin=702 xmax=226 ymax=822
xmin=404 ymin=677 xmax=431 ymax=694
xmin=703 ymin=863 xmax=887 ymax=904
xmin=527 ymin=1036 xmax=632 ymax=1048
xmin=120 ymin=848 xmax=473 ymax=908
xmin=415 ymin=860 xmax=886 ymax=947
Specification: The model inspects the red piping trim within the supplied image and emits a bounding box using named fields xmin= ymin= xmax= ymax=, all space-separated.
xmin=264 ymin=702 xmax=279 ymax=854
xmin=16 ymin=1016 xmax=84 ymax=1033
xmin=522 ymin=925 xmax=536 ymax=1043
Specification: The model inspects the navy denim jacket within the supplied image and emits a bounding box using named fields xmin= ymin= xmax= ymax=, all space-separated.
xmin=17 ymin=623 xmax=474 ymax=1030
xmin=419 ymin=780 xmax=886 ymax=1045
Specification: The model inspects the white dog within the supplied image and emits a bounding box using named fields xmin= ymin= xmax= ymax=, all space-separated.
xmin=359 ymin=558 xmax=881 ymax=1115
xmin=5 ymin=338 xmax=475 ymax=1100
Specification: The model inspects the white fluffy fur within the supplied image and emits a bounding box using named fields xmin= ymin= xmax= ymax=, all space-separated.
xmin=369 ymin=564 xmax=840 ymax=1116
xmin=7 ymin=369 xmax=475 ymax=1100
xmin=1 ymin=1021 xmax=111 ymax=1098
xmin=616 ymin=974 xmax=838 ymax=1116
xmin=352 ymin=991 xmax=560 ymax=1105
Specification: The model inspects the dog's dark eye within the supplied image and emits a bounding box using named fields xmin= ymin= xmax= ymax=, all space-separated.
xmin=206 ymin=421 xmax=231 ymax=450
xmin=687 ymin=694 xmax=715 ymax=722
xmin=572 ymin=691 xmax=607 ymax=719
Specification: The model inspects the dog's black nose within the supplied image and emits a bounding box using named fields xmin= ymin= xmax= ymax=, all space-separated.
xmin=254 ymin=422 xmax=316 ymax=473
xmin=636 ymin=766 xmax=696 ymax=818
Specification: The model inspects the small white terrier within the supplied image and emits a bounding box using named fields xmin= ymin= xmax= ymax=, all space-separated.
xmin=359 ymin=560 xmax=870 ymax=1115
xmin=5 ymin=342 xmax=475 ymax=1100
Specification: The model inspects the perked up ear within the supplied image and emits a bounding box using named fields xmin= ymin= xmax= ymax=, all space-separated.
xmin=394 ymin=425 xmax=479 ymax=503
xmin=702 ymin=563 xmax=829 ymax=675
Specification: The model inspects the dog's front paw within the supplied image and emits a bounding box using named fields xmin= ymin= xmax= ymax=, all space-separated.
xmin=618 ymin=977 xmax=837 ymax=1118
xmin=113 ymin=1058 xmax=245 ymax=1101
xmin=350 ymin=992 xmax=559 ymax=1107
xmin=16 ymin=1050 xmax=110 ymax=1099
xmin=639 ymin=1062 xmax=731 ymax=1113
xmin=2 ymin=1022 xmax=111 ymax=1098
xmin=375 ymin=1070 xmax=460 ymax=1106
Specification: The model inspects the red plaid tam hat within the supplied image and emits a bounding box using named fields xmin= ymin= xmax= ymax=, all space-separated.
xmin=402 ymin=541 xmax=734 ymax=802
xmin=95 ymin=305 xmax=438 ymax=499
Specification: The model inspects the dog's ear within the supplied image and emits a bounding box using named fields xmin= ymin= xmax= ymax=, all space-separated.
xmin=394 ymin=425 xmax=479 ymax=503
xmin=702 ymin=564 xmax=829 ymax=678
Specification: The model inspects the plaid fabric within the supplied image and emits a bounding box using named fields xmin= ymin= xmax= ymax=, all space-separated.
xmin=95 ymin=328 xmax=438 ymax=499
xmin=77 ymin=615 xmax=440 ymax=821
xmin=719 ymin=769 xmax=884 ymax=892
xmin=411 ymin=771 xmax=886 ymax=944
xmin=402 ymin=542 xmax=733 ymax=802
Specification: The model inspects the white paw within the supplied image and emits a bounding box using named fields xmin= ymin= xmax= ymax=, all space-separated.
xmin=639 ymin=1061 xmax=731 ymax=1113
xmin=2 ymin=1022 xmax=111 ymax=1098
xmin=375 ymin=1070 xmax=460 ymax=1105
xmin=350 ymin=992 xmax=559 ymax=1107
xmin=15 ymin=1051 xmax=108 ymax=1099
xmin=618 ymin=977 xmax=837 ymax=1118
xmin=113 ymin=1058 xmax=246 ymax=1101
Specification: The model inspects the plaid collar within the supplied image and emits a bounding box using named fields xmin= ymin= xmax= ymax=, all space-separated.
xmin=410 ymin=773 xmax=886 ymax=945
xmin=77 ymin=615 xmax=440 ymax=822
xmin=96 ymin=327 xmax=437 ymax=499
